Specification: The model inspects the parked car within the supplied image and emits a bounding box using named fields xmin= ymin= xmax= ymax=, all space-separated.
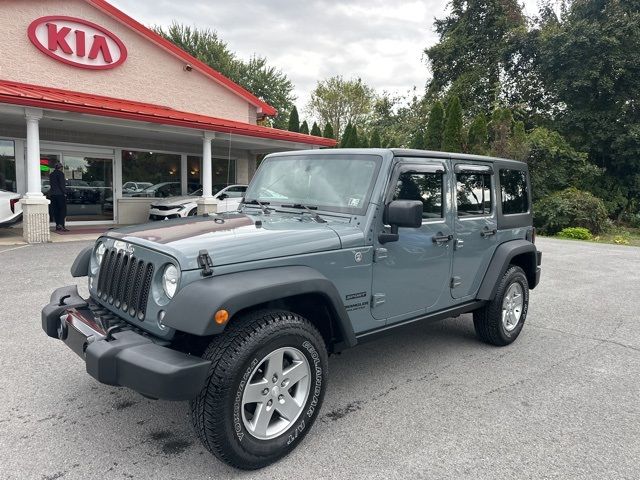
xmin=0 ymin=189 xmax=22 ymax=226
xmin=43 ymin=149 xmax=541 ymax=469
xmin=122 ymin=181 xmax=152 ymax=195
xmin=148 ymin=184 xmax=247 ymax=220
xmin=130 ymin=182 xmax=182 ymax=198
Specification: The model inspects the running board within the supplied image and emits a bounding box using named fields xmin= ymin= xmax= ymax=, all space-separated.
xmin=355 ymin=301 xmax=485 ymax=344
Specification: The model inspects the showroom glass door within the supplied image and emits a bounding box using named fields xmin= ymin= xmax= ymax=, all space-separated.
xmin=41 ymin=152 xmax=114 ymax=222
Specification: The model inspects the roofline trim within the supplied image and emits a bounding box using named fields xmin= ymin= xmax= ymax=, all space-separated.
xmin=85 ymin=0 xmax=278 ymax=116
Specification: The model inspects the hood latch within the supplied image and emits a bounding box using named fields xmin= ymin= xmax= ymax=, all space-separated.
xmin=197 ymin=250 xmax=214 ymax=277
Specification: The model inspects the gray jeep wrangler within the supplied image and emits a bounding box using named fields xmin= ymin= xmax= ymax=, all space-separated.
xmin=42 ymin=149 xmax=541 ymax=469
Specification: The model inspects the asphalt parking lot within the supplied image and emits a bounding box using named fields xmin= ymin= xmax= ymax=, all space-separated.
xmin=1 ymin=237 xmax=639 ymax=479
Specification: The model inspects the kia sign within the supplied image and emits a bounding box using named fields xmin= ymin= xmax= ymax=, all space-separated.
xmin=28 ymin=16 xmax=127 ymax=70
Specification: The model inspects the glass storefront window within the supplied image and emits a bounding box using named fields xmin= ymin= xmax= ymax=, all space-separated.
xmin=41 ymin=153 xmax=114 ymax=221
xmin=0 ymin=140 xmax=16 ymax=192
xmin=187 ymin=155 xmax=237 ymax=192
xmin=122 ymin=151 xmax=182 ymax=197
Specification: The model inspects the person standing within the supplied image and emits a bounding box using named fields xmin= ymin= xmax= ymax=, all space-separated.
xmin=49 ymin=163 xmax=68 ymax=231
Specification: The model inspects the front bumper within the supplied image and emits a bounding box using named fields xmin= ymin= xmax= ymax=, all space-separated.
xmin=42 ymin=286 xmax=211 ymax=401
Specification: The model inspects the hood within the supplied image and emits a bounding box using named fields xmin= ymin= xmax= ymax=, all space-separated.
xmin=106 ymin=212 xmax=363 ymax=270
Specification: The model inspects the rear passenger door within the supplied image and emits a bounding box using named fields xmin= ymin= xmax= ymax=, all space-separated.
xmin=451 ymin=162 xmax=498 ymax=299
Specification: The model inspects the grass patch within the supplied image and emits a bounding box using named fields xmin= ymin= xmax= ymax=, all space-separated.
xmin=542 ymin=227 xmax=640 ymax=246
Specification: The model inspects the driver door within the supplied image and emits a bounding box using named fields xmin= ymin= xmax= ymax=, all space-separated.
xmin=371 ymin=161 xmax=453 ymax=323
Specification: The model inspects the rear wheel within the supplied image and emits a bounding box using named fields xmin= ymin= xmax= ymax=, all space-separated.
xmin=473 ymin=265 xmax=529 ymax=346
xmin=187 ymin=208 xmax=197 ymax=216
xmin=190 ymin=310 xmax=328 ymax=469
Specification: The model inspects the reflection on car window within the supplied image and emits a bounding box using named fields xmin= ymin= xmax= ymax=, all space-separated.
xmin=246 ymin=155 xmax=381 ymax=214
xmin=500 ymin=169 xmax=529 ymax=214
xmin=393 ymin=172 xmax=443 ymax=219
xmin=456 ymin=173 xmax=492 ymax=216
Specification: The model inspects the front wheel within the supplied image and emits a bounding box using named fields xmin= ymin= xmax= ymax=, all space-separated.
xmin=190 ymin=310 xmax=328 ymax=469
xmin=473 ymin=265 xmax=530 ymax=346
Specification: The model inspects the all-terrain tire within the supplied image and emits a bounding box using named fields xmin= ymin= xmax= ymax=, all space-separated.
xmin=190 ymin=309 xmax=328 ymax=470
xmin=473 ymin=265 xmax=530 ymax=346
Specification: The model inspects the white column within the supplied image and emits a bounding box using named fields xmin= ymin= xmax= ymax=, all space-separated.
xmin=25 ymin=108 xmax=44 ymax=198
xmin=202 ymin=132 xmax=214 ymax=198
xmin=197 ymin=132 xmax=217 ymax=215
xmin=21 ymin=108 xmax=50 ymax=243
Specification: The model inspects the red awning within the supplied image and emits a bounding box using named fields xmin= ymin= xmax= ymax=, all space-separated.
xmin=0 ymin=79 xmax=336 ymax=147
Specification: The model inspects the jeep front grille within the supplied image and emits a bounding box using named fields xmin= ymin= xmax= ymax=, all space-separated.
xmin=96 ymin=248 xmax=154 ymax=320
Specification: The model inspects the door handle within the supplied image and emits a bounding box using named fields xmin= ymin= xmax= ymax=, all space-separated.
xmin=481 ymin=228 xmax=497 ymax=238
xmin=432 ymin=232 xmax=453 ymax=244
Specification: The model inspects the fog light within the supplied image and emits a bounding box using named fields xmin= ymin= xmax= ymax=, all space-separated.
xmin=214 ymin=310 xmax=229 ymax=325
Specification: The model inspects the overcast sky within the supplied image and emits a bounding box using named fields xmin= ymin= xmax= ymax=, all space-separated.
xmin=110 ymin=0 xmax=540 ymax=112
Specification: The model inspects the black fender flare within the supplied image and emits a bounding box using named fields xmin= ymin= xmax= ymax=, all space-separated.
xmin=162 ymin=266 xmax=357 ymax=347
xmin=70 ymin=246 xmax=93 ymax=277
xmin=477 ymin=240 xmax=540 ymax=301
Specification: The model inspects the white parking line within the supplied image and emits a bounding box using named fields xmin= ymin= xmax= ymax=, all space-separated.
xmin=0 ymin=244 xmax=30 ymax=254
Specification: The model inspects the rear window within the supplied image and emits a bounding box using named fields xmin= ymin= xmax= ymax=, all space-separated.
xmin=500 ymin=169 xmax=529 ymax=214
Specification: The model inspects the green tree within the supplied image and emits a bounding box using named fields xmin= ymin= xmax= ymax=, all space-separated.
xmin=424 ymin=0 xmax=526 ymax=116
xmin=310 ymin=122 xmax=322 ymax=136
xmin=442 ymin=96 xmax=463 ymax=152
xmin=409 ymin=128 xmax=425 ymax=149
xmin=424 ymin=101 xmax=445 ymax=150
xmin=340 ymin=123 xmax=353 ymax=147
xmin=307 ymin=76 xmax=375 ymax=139
xmin=287 ymin=106 xmax=300 ymax=132
xmin=369 ymin=129 xmax=382 ymax=148
xmin=155 ymin=23 xmax=295 ymax=129
xmin=322 ymin=123 xmax=335 ymax=139
xmin=300 ymin=120 xmax=309 ymax=135
xmin=525 ymin=127 xmax=601 ymax=202
xmin=351 ymin=125 xmax=360 ymax=148
xmin=535 ymin=0 xmax=640 ymax=214
xmin=489 ymin=107 xmax=513 ymax=157
xmin=508 ymin=120 xmax=528 ymax=161
xmin=467 ymin=113 xmax=489 ymax=155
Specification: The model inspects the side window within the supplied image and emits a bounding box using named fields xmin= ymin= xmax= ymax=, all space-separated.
xmin=225 ymin=186 xmax=246 ymax=198
xmin=500 ymin=169 xmax=529 ymax=214
xmin=456 ymin=173 xmax=492 ymax=216
xmin=393 ymin=172 xmax=443 ymax=219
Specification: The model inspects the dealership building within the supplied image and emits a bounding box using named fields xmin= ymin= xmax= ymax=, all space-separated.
xmin=0 ymin=0 xmax=334 ymax=242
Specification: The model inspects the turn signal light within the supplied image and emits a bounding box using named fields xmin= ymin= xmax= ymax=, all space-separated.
xmin=214 ymin=310 xmax=229 ymax=325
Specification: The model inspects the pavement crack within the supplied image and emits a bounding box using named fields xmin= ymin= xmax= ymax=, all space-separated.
xmin=530 ymin=324 xmax=640 ymax=354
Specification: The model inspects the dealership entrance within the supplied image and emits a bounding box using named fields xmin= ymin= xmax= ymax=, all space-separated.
xmin=40 ymin=147 xmax=114 ymax=222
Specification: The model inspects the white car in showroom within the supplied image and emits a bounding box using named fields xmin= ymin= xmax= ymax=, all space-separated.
xmin=148 ymin=184 xmax=247 ymax=220
xmin=0 ymin=189 xmax=22 ymax=227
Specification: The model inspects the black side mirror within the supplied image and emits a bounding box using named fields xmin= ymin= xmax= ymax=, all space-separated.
xmin=218 ymin=193 xmax=228 ymax=200
xmin=379 ymin=200 xmax=423 ymax=244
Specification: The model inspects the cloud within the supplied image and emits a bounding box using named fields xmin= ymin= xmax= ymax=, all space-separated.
xmin=110 ymin=0 xmax=541 ymax=108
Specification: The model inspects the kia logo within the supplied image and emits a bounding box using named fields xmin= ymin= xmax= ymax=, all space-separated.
xmin=28 ymin=16 xmax=127 ymax=70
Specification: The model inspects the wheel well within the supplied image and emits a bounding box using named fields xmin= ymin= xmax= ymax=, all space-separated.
xmin=236 ymin=293 xmax=343 ymax=353
xmin=509 ymin=252 xmax=536 ymax=288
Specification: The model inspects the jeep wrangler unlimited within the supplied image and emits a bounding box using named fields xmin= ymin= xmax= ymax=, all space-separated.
xmin=42 ymin=149 xmax=541 ymax=469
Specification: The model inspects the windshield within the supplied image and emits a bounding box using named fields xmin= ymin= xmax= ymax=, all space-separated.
xmin=245 ymin=154 xmax=382 ymax=214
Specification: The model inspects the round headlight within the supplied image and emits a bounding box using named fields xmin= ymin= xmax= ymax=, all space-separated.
xmin=95 ymin=242 xmax=106 ymax=265
xmin=162 ymin=264 xmax=180 ymax=299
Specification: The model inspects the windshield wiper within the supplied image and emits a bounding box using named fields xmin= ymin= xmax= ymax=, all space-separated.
xmin=280 ymin=203 xmax=327 ymax=223
xmin=241 ymin=198 xmax=271 ymax=214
